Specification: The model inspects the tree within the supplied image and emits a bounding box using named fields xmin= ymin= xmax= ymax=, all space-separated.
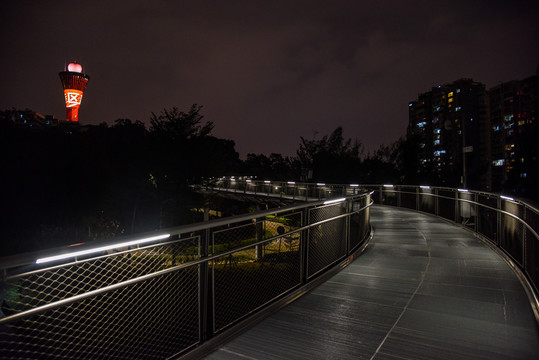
xmin=149 ymin=104 xmax=213 ymax=140
xmin=296 ymin=127 xmax=363 ymax=182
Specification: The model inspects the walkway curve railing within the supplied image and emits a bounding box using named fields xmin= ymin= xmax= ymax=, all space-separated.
xmin=365 ymin=183 xmax=539 ymax=322
xmin=0 ymin=191 xmax=372 ymax=359
xmin=205 ymin=178 xmax=539 ymax=323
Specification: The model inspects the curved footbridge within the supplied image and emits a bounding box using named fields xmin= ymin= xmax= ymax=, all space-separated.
xmin=205 ymin=205 xmax=539 ymax=360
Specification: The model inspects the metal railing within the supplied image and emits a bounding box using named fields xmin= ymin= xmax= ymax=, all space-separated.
xmin=197 ymin=177 xmax=365 ymax=201
xmin=0 ymin=191 xmax=372 ymax=359
xmin=205 ymin=179 xmax=539 ymax=322
xmin=364 ymin=184 xmax=539 ymax=315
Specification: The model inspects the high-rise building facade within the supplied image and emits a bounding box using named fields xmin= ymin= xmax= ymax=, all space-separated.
xmin=489 ymin=73 xmax=538 ymax=197
xmin=408 ymin=79 xmax=490 ymax=190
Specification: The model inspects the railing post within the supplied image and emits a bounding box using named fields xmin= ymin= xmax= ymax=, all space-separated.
xmin=346 ymin=198 xmax=351 ymax=255
xmin=435 ymin=188 xmax=439 ymax=216
xmin=474 ymin=192 xmax=478 ymax=233
xmin=523 ymin=206 xmax=527 ymax=271
xmin=455 ymin=190 xmax=459 ymax=223
xmin=416 ymin=186 xmax=419 ymax=211
xmin=497 ymin=196 xmax=502 ymax=247
xmin=255 ymin=216 xmax=264 ymax=260
xmin=199 ymin=224 xmax=212 ymax=342
xmin=300 ymin=207 xmax=310 ymax=283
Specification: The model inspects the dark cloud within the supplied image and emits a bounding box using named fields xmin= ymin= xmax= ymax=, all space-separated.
xmin=1 ymin=0 xmax=538 ymax=157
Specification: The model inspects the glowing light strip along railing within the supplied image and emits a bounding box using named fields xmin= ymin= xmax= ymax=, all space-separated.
xmin=35 ymin=234 xmax=171 ymax=264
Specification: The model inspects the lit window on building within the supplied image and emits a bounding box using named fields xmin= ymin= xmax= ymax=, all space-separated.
xmin=493 ymin=125 xmax=500 ymax=131
xmin=417 ymin=121 xmax=427 ymax=127
xmin=504 ymin=114 xmax=514 ymax=122
xmin=433 ymin=140 xmax=440 ymax=145
xmin=521 ymin=173 xmax=527 ymax=178
xmin=457 ymin=89 xmax=461 ymax=93
xmin=434 ymin=128 xmax=441 ymax=134
xmin=433 ymin=150 xmax=446 ymax=156
xmin=455 ymin=106 xmax=461 ymax=111
xmin=492 ymin=159 xmax=504 ymax=166
xmin=448 ymin=92 xmax=454 ymax=98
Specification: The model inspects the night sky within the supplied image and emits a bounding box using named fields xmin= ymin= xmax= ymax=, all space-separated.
xmin=1 ymin=0 xmax=538 ymax=157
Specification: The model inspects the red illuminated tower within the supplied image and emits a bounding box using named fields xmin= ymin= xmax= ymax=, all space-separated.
xmin=59 ymin=62 xmax=90 ymax=122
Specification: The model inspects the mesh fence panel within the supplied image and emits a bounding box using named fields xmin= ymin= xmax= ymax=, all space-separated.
xmin=418 ymin=191 xmax=435 ymax=214
xmin=2 ymin=237 xmax=199 ymax=317
xmin=212 ymin=211 xmax=303 ymax=332
xmin=457 ymin=192 xmax=476 ymax=230
xmin=213 ymin=223 xmax=259 ymax=256
xmin=524 ymin=206 xmax=539 ymax=293
xmin=0 ymin=267 xmax=200 ymax=359
xmin=381 ymin=189 xmax=398 ymax=206
xmin=350 ymin=197 xmax=370 ymax=250
xmin=501 ymin=202 xmax=524 ymax=266
xmin=213 ymin=245 xmax=301 ymax=332
xmin=437 ymin=189 xmax=456 ymax=221
xmin=400 ymin=187 xmax=417 ymax=210
xmin=307 ymin=203 xmax=347 ymax=278
xmin=477 ymin=194 xmax=498 ymax=244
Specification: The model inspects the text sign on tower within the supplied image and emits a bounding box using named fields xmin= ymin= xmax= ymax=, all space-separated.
xmin=64 ymin=90 xmax=83 ymax=108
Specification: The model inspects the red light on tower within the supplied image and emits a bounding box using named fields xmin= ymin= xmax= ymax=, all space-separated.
xmin=59 ymin=62 xmax=90 ymax=122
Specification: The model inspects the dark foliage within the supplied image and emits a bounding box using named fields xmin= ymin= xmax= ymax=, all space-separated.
xmin=0 ymin=106 xmax=240 ymax=256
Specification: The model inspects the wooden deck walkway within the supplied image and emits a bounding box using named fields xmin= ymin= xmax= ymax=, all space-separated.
xmin=204 ymin=205 xmax=539 ymax=360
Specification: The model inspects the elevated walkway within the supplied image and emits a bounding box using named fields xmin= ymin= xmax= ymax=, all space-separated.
xmin=205 ymin=206 xmax=539 ymax=359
